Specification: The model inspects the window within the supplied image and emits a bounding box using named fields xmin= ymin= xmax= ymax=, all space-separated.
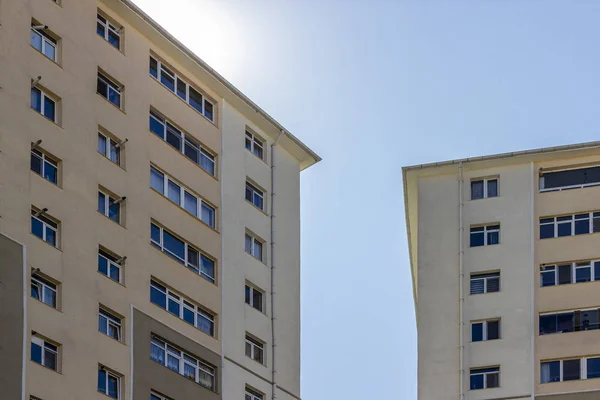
xmin=97 ymin=71 xmax=122 ymax=108
xmin=98 ymin=366 xmax=121 ymax=399
xmin=99 ymin=308 xmax=122 ymax=341
xmin=97 ymin=13 xmax=121 ymax=49
xmin=471 ymin=319 xmax=500 ymax=342
xmin=245 ymin=182 xmax=264 ymax=210
xmin=98 ymin=248 xmax=122 ymax=283
xmin=539 ymin=309 xmax=600 ymax=335
xmin=31 ymin=86 xmax=57 ymax=122
xmin=150 ymin=222 xmax=215 ymax=283
xmin=98 ymin=131 xmax=120 ymax=165
xmin=245 ymin=131 xmax=264 ymax=160
xmin=30 ymin=25 xmax=57 ymax=62
xmin=470 ymin=224 xmax=500 ymax=247
xmin=246 ymin=388 xmax=264 ymax=400
xmin=31 ymin=273 xmax=57 ymax=308
xmin=245 ymin=233 xmax=263 ymax=261
xmin=470 ymin=367 xmax=499 ymax=390
xmin=150 ymin=336 xmax=215 ymax=390
xmin=150 ymin=280 xmax=215 ymax=336
xmin=470 ymin=272 xmax=500 ymax=295
xmin=149 ymin=110 xmax=216 ymax=176
xmin=149 ymin=56 xmax=215 ymax=122
xmin=471 ymin=178 xmax=498 ymax=200
xmin=150 ymin=392 xmax=172 ymax=400
xmin=31 ymin=209 xmax=58 ymax=248
xmin=150 ymin=166 xmax=216 ymax=228
xmin=245 ymin=335 xmax=264 ymax=364
xmin=540 ymin=212 xmax=600 ymax=239
xmin=541 ymin=261 xmax=600 ymax=287
xmin=541 ymin=358 xmax=592 ymax=383
xmin=245 ymin=284 xmax=264 ymax=312
xmin=540 ymin=165 xmax=600 ymax=192
xmin=98 ymin=190 xmax=122 ymax=224
xmin=31 ymin=334 xmax=58 ymax=371
xmin=30 ymin=148 xmax=58 ymax=184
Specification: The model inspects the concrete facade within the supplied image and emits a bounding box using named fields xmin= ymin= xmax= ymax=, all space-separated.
xmin=0 ymin=0 xmax=319 ymax=399
xmin=404 ymin=143 xmax=600 ymax=400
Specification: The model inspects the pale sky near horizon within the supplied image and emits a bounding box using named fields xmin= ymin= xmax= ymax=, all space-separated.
xmin=131 ymin=1 xmax=600 ymax=399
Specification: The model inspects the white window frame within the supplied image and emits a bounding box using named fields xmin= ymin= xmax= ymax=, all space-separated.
xmin=471 ymin=319 xmax=500 ymax=342
xmin=470 ymin=224 xmax=500 ymax=246
xmin=30 ymin=27 xmax=57 ymax=61
xmin=31 ymin=210 xmax=59 ymax=247
xmin=98 ymin=190 xmax=121 ymax=224
xmin=149 ymin=56 xmax=215 ymax=122
xmin=471 ymin=178 xmax=498 ymax=200
xmin=246 ymin=388 xmax=264 ymax=400
xmin=150 ymin=223 xmax=215 ymax=283
xmin=245 ymin=182 xmax=264 ymax=210
xmin=31 ymin=148 xmax=58 ymax=184
xmin=540 ymin=212 xmax=600 ymax=239
xmin=469 ymin=272 xmax=500 ymax=295
xmin=149 ymin=111 xmax=216 ymax=176
xmin=470 ymin=367 xmax=500 ymax=390
xmin=31 ymin=86 xmax=57 ymax=122
xmin=245 ymin=335 xmax=264 ymax=364
xmin=245 ymin=131 xmax=264 ymax=160
xmin=31 ymin=335 xmax=58 ymax=370
xmin=31 ymin=273 xmax=57 ymax=308
xmin=97 ymin=72 xmax=122 ymax=108
xmin=98 ymin=366 xmax=121 ymax=399
xmin=98 ymin=132 xmax=120 ymax=165
xmin=245 ymin=284 xmax=264 ymax=312
xmin=541 ymin=260 xmax=600 ymax=287
xmin=150 ymin=280 xmax=215 ymax=336
xmin=97 ymin=13 xmax=121 ymax=49
xmin=150 ymin=166 xmax=216 ymax=228
xmin=99 ymin=309 xmax=122 ymax=341
xmin=98 ymin=249 xmax=122 ymax=283
xmin=150 ymin=337 xmax=215 ymax=390
xmin=540 ymin=358 xmax=594 ymax=383
xmin=245 ymin=233 xmax=263 ymax=261
xmin=539 ymin=165 xmax=600 ymax=192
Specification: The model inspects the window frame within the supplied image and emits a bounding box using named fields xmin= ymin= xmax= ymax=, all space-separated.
xmin=97 ymin=12 xmax=121 ymax=50
xmin=31 ymin=209 xmax=59 ymax=248
xmin=245 ymin=233 xmax=264 ymax=262
xmin=98 ymin=189 xmax=121 ymax=224
xmin=245 ymin=130 xmax=265 ymax=160
xmin=539 ymin=308 xmax=600 ymax=335
xmin=245 ymin=284 xmax=264 ymax=313
xmin=469 ymin=367 xmax=500 ymax=390
xmin=97 ymin=131 xmax=121 ymax=165
xmin=540 ymin=260 xmax=600 ymax=287
xmin=150 ymin=280 xmax=216 ymax=337
xmin=98 ymin=248 xmax=122 ymax=283
xmin=539 ymin=165 xmax=600 ymax=192
xmin=150 ymin=222 xmax=215 ymax=283
xmin=150 ymin=336 xmax=216 ymax=390
xmin=149 ymin=110 xmax=216 ymax=176
xmin=470 ymin=224 xmax=500 ymax=247
xmin=246 ymin=388 xmax=264 ymax=400
xmin=150 ymin=166 xmax=216 ymax=228
xmin=98 ymin=366 xmax=121 ymax=399
xmin=469 ymin=272 xmax=500 ymax=295
xmin=31 ymin=86 xmax=57 ymax=122
xmin=245 ymin=335 xmax=264 ymax=365
xmin=31 ymin=273 xmax=57 ymax=309
xmin=99 ymin=308 xmax=122 ymax=342
xmin=245 ymin=181 xmax=265 ymax=210
xmin=540 ymin=212 xmax=600 ymax=239
xmin=539 ymin=357 xmax=600 ymax=383
xmin=471 ymin=319 xmax=500 ymax=342
xmin=97 ymin=71 xmax=122 ymax=109
xmin=30 ymin=148 xmax=59 ymax=185
xmin=470 ymin=177 xmax=499 ymax=200
xmin=149 ymin=55 xmax=215 ymax=123
xmin=30 ymin=25 xmax=58 ymax=62
xmin=31 ymin=334 xmax=59 ymax=371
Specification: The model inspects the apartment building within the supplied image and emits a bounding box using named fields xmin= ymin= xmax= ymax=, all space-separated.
xmin=403 ymin=142 xmax=600 ymax=400
xmin=0 ymin=1 xmax=320 ymax=400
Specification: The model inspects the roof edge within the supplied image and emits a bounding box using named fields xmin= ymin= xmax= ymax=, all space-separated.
xmin=403 ymin=140 xmax=600 ymax=171
xmin=119 ymin=0 xmax=321 ymax=169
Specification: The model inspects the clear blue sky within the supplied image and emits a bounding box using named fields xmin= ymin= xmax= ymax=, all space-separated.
xmin=133 ymin=1 xmax=600 ymax=398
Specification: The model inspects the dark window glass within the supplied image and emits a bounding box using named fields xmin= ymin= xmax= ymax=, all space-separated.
xmin=587 ymin=358 xmax=600 ymax=379
xmin=98 ymin=254 xmax=108 ymax=275
xmin=557 ymin=220 xmax=572 ymax=237
xmin=31 ymin=217 xmax=44 ymax=240
xmin=245 ymin=285 xmax=250 ymax=304
xmin=201 ymin=255 xmax=215 ymax=281
xmin=44 ymin=160 xmax=57 ymax=183
xmin=487 ymin=180 xmax=498 ymax=197
xmin=31 ymin=341 xmax=42 ymax=364
xmin=575 ymin=214 xmax=590 ymax=235
xmin=579 ymin=309 xmax=599 ymax=331
xmin=470 ymin=279 xmax=484 ymax=294
xmin=486 ymin=372 xmax=499 ymax=388
xmin=543 ymin=169 xmax=586 ymax=189
xmin=43 ymin=96 xmax=55 ymax=121
xmin=557 ymin=312 xmax=574 ymax=333
xmin=540 ymin=223 xmax=555 ymax=239
xmin=30 ymin=151 xmax=42 ymax=175
xmin=183 ymin=307 xmax=194 ymax=325
xmin=160 ymin=67 xmax=175 ymax=91
xmin=97 ymin=21 xmax=105 ymax=37
xmin=541 ymin=361 xmax=561 ymax=383
xmin=189 ymin=87 xmax=203 ymax=113
xmin=487 ymin=320 xmax=500 ymax=340
xmin=471 ymin=323 xmax=483 ymax=342
xmin=594 ymin=213 xmax=600 ymax=233
xmin=176 ymin=78 xmax=187 ymax=100
xmin=558 ymin=265 xmax=572 ymax=285
xmin=487 ymin=277 xmax=500 ymax=293
xmin=253 ymin=290 xmax=262 ymax=311
xmin=471 ymin=181 xmax=484 ymax=200
xmin=150 ymin=113 xmax=164 ymax=138
xmin=575 ymin=265 xmax=591 ymax=283
xmin=204 ymin=101 xmax=213 ymax=121
xmin=31 ymin=87 xmax=42 ymax=112
xmin=595 ymin=262 xmax=600 ymax=281
xmin=166 ymin=124 xmax=182 ymax=151
xmin=150 ymin=282 xmax=167 ymax=309
xmin=184 ymin=140 xmax=200 ymax=164
xmin=487 ymin=230 xmax=499 ymax=245
xmin=97 ymin=76 xmax=108 ymax=98
xmin=563 ymin=359 xmax=581 ymax=381
xmin=470 ymin=374 xmax=484 ymax=390
xmin=150 ymin=57 xmax=158 ymax=78
xmin=108 ymin=31 xmax=120 ymax=49
xmin=541 ymin=268 xmax=556 ymax=287
xmin=163 ymin=231 xmax=185 ymax=261
xmin=167 ymin=296 xmax=180 ymax=316
xmin=151 ymin=224 xmax=161 ymax=245
xmin=540 ymin=314 xmax=557 ymax=335
xmin=470 ymin=229 xmax=484 ymax=247
xmin=98 ymin=192 xmax=106 ymax=214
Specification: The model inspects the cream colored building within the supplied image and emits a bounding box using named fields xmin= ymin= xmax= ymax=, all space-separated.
xmin=0 ymin=0 xmax=320 ymax=399
xmin=404 ymin=142 xmax=600 ymax=400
